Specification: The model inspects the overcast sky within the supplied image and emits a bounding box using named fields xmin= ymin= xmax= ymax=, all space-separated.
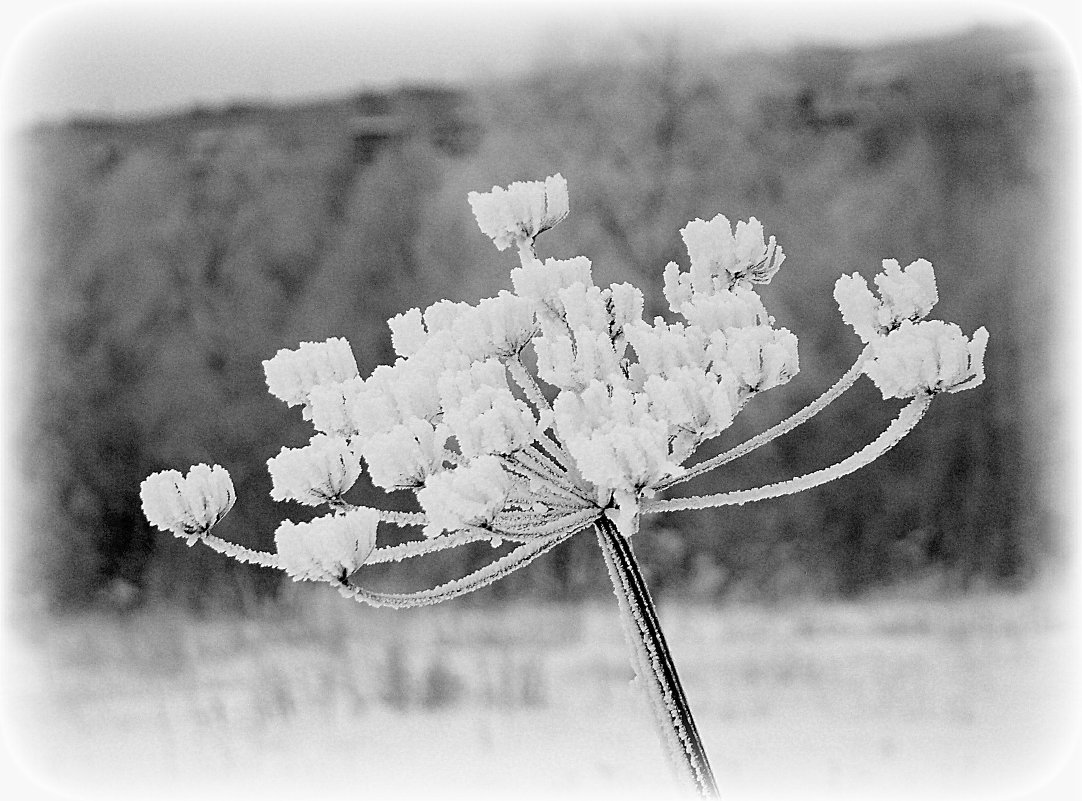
xmin=0 ymin=0 xmax=1070 ymax=130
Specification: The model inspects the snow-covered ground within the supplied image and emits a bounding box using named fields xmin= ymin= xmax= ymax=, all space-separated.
xmin=5 ymin=588 xmax=1077 ymax=800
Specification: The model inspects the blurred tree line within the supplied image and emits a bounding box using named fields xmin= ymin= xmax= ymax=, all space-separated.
xmin=13 ymin=24 xmax=1070 ymax=612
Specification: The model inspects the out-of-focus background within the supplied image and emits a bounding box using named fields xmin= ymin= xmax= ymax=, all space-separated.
xmin=2 ymin=2 xmax=1078 ymax=799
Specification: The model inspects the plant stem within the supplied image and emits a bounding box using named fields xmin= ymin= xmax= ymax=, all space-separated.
xmin=595 ymin=516 xmax=719 ymax=798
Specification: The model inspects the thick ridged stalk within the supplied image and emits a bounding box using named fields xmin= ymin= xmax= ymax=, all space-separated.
xmin=595 ymin=517 xmax=719 ymax=798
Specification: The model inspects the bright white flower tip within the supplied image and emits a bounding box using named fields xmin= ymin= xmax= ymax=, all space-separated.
xmin=263 ymin=338 xmax=359 ymax=407
xmin=274 ymin=507 xmax=379 ymax=582
xmin=357 ymin=419 xmax=449 ymax=490
xmin=418 ymin=455 xmax=516 ymax=537
xmin=267 ymin=434 xmax=361 ymax=506
xmin=534 ymin=328 xmax=624 ymax=391
xmin=388 ymin=308 xmax=427 ymax=358
xmin=677 ymin=285 xmax=768 ymax=333
xmin=642 ymin=368 xmax=736 ymax=443
xmin=140 ymin=464 xmax=235 ymax=539
xmin=565 ymin=418 xmax=682 ymax=494
xmin=308 ymin=377 xmax=365 ymax=437
xmin=608 ymin=283 xmax=645 ymax=332
xmin=834 ymin=258 xmax=939 ymax=342
xmin=439 ymin=360 xmax=537 ymax=457
xmin=713 ymin=325 xmax=800 ymax=393
xmin=864 ymin=321 xmax=989 ymax=399
xmin=458 ymin=293 xmax=538 ymax=359
xmin=468 ymin=174 xmax=569 ymax=251
xmin=625 ymin=319 xmax=710 ymax=380
xmin=510 ymin=256 xmax=593 ymax=318
xmin=680 ymin=214 xmax=785 ymax=291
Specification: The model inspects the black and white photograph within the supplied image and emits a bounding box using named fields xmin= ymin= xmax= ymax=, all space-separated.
xmin=1 ymin=1 xmax=1078 ymax=799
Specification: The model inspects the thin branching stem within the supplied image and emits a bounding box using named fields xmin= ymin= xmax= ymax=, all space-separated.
xmin=643 ymin=393 xmax=931 ymax=514
xmin=595 ymin=517 xmax=719 ymax=798
xmin=198 ymin=532 xmax=279 ymax=568
xmin=655 ymin=346 xmax=871 ymax=492
xmin=340 ymin=529 xmax=577 ymax=608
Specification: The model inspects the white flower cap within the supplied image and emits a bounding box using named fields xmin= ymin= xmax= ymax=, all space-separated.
xmin=864 ymin=321 xmax=989 ymax=399
xmin=510 ymin=256 xmax=593 ymax=320
xmin=835 ymin=258 xmax=939 ymax=343
xmin=274 ymin=507 xmax=379 ymax=582
xmin=267 ymin=434 xmax=362 ymax=506
xmin=140 ymin=464 xmax=235 ymax=541
xmin=678 ymin=214 xmax=785 ymax=294
xmin=356 ymin=418 xmax=450 ymax=490
xmin=468 ymin=174 xmax=569 ymax=251
xmin=263 ymin=338 xmax=359 ymax=408
xmin=417 ymin=455 xmax=516 ymax=537
xmin=439 ymin=360 xmax=537 ymax=457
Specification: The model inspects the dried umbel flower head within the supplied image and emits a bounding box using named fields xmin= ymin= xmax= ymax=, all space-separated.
xmin=141 ymin=172 xmax=988 ymax=799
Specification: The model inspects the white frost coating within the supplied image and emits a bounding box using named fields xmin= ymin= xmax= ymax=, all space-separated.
xmin=439 ymin=360 xmax=537 ymax=457
xmin=644 ymin=393 xmax=932 ymax=514
xmin=835 ymin=258 xmax=939 ymax=342
xmin=388 ymin=308 xmax=427 ymax=358
xmin=262 ymin=338 xmax=358 ymax=408
xmin=468 ymin=173 xmax=569 ymax=251
xmin=274 ymin=507 xmax=379 ymax=582
xmin=510 ymin=256 xmax=593 ymax=319
xmin=418 ymin=455 xmax=517 ymax=537
xmin=357 ymin=418 xmax=450 ymax=490
xmin=140 ymin=464 xmax=235 ymax=541
xmin=669 ymin=214 xmax=784 ymax=306
xmin=864 ymin=321 xmax=988 ymax=399
xmin=267 ymin=434 xmax=361 ymax=506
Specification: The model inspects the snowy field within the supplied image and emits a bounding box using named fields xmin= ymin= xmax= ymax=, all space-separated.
xmin=5 ymin=588 xmax=1078 ymax=801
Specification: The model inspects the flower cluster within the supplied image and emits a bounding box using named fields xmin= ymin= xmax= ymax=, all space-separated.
xmin=140 ymin=464 xmax=235 ymax=543
xmin=834 ymin=259 xmax=987 ymax=398
xmin=141 ymin=173 xmax=987 ymax=604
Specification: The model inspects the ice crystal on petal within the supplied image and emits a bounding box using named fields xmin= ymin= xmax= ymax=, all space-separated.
xmin=510 ymin=256 xmax=593 ymax=319
xmin=388 ymin=308 xmax=427 ymax=358
xmin=468 ymin=174 xmax=569 ymax=251
xmin=417 ymin=455 xmax=517 ymax=537
xmin=262 ymin=338 xmax=358 ymax=409
xmin=140 ymin=464 xmax=235 ymax=539
xmin=835 ymin=258 xmax=939 ymax=342
xmin=864 ymin=321 xmax=988 ymax=398
xmin=267 ymin=434 xmax=361 ymax=506
xmin=678 ymin=214 xmax=785 ymax=296
xmin=439 ymin=360 xmax=537 ymax=457
xmin=357 ymin=418 xmax=450 ymax=490
xmin=274 ymin=507 xmax=379 ymax=582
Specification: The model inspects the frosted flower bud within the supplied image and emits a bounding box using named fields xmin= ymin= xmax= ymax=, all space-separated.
xmin=642 ymin=367 xmax=736 ymax=444
xmin=680 ymin=214 xmax=785 ymax=292
xmin=267 ymin=434 xmax=362 ymax=506
xmin=263 ymin=338 xmax=359 ymax=408
xmin=308 ymin=377 xmax=365 ymax=437
xmin=439 ymin=360 xmax=536 ymax=457
xmin=510 ymin=256 xmax=593 ymax=319
xmin=534 ymin=328 xmax=624 ymax=391
xmin=714 ymin=325 xmax=800 ymax=393
xmin=835 ymin=258 xmax=939 ymax=342
xmin=274 ymin=507 xmax=379 ymax=582
xmin=864 ymin=321 xmax=988 ymax=399
xmin=140 ymin=464 xmax=235 ymax=541
xmin=388 ymin=308 xmax=427 ymax=358
xmin=417 ymin=455 xmax=516 ymax=537
xmin=564 ymin=418 xmax=682 ymax=495
xmin=607 ymin=283 xmax=645 ymax=333
xmin=468 ymin=174 xmax=569 ymax=251
xmin=625 ymin=319 xmax=710 ymax=380
xmin=678 ymin=285 xmax=768 ymax=333
xmin=357 ymin=418 xmax=450 ymax=490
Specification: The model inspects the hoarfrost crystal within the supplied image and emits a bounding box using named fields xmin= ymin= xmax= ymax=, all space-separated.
xmin=140 ymin=464 xmax=235 ymax=541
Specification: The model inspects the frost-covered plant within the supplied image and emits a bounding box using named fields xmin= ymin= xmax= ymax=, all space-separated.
xmin=141 ymin=174 xmax=986 ymax=797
